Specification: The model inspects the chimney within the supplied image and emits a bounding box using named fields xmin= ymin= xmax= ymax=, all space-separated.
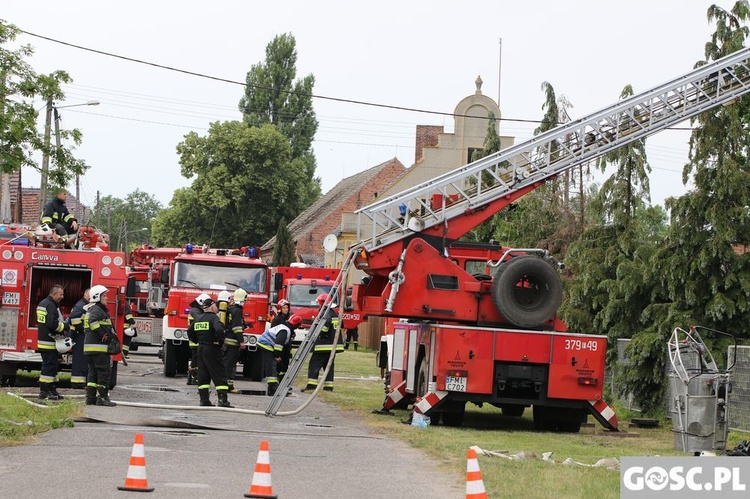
xmin=414 ymin=125 xmax=443 ymax=164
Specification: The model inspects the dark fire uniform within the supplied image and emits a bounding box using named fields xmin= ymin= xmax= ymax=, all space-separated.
xmin=188 ymin=309 xmax=231 ymax=407
xmin=224 ymin=302 xmax=245 ymax=391
xmin=83 ymin=302 xmax=116 ymax=406
xmin=186 ymin=302 xmax=201 ymax=385
xmin=68 ymin=296 xmax=89 ymax=387
xmin=258 ymin=322 xmax=294 ymax=396
xmin=36 ymin=295 xmax=68 ymax=398
xmin=305 ymin=307 xmax=343 ymax=392
xmin=121 ymin=301 xmax=136 ymax=357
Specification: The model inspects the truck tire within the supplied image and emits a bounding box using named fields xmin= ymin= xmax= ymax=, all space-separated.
xmin=492 ymin=256 xmax=562 ymax=328
xmin=501 ymin=404 xmax=525 ymax=417
xmin=242 ymin=351 xmax=263 ymax=381
xmin=176 ymin=345 xmax=189 ymax=375
xmin=163 ymin=341 xmax=177 ymax=377
xmin=441 ymin=403 xmax=465 ymax=427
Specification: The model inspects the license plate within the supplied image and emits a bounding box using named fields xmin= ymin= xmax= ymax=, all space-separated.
xmin=445 ymin=375 xmax=467 ymax=392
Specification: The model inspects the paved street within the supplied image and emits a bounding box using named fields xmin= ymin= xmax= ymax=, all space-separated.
xmin=0 ymin=350 xmax=463 ymax=498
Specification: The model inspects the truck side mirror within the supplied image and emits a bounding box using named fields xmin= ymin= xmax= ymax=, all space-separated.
xmin=160 ymin=267 xmax=170 ymax=284
xmin=125 ymin=276 xmax=136 ymax=299
xmin=273 ymin=272 xmax=283 ymax=292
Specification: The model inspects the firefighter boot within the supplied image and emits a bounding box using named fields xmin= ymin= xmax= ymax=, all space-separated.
xmin=85 ymin=386 xmax=97 ymax=405
xmin=228 ymin=380 xmax=239 ymax=394
xmin=96 ymin=387 xmax=116 ymax=407
xmin=186 ymin=368 xmax=198 ymax=385
xmin=49 ymin=382 xmax=65 ymax=400
xmin=266 ymin=383 xmax=277 ymax=397
xmin=199 ymin=388 xmax=214 ymax=407
xmin=217 ymin=390 xmax=233 ymax=408
xmin=38 ymin=384 xmax=57 ymax=401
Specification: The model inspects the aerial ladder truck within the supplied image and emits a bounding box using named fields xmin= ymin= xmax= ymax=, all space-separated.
xmin=266 ymin=46 xmax=750 ymax=431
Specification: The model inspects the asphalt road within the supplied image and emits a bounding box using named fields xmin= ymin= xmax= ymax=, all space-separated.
xmin=0 ymin=350 xmax=463 ymax=498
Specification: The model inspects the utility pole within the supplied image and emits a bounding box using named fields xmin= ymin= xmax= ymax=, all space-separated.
xmin=39 ymin=98 xmax=53 ymax=217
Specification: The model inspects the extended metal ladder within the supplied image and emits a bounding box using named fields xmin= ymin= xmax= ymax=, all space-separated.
xmin=265 ymin=247 xmax=359 ymax=416
xmin=357 ymin=47 xmax=750 ymax=251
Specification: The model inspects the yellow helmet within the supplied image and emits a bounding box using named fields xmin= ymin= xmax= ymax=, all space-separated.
xmin=234 ymin=288 xmax=248 ymax=304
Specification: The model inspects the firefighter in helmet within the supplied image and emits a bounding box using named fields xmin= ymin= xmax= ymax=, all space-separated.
xmin=259 ymin=314 xmax=302 ymax=396
xmin=36 ymin=284 xmax=70 ymax=400
xmin=41 ymin=189 xmax=78 ymax=239
xmin=221 ymin=289 xmax=244 ymax=393
xmin=186 ymin=293 xmax=212 ymax=385
xmin=83 ymin=285 xmax=116 ymax=406
xmin=187 ymin=297 xmax=232 ymax=407
xmin=68 ymin=288 xmax=90 ymax=388
xmin=271 ymin=299 xmax=291 ymax=327
xmin=304 ymin=293 xmax=343 ymax=392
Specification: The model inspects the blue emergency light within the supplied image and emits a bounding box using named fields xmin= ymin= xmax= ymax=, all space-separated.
xmin=186 ymin=243 xmax=193 ymax=254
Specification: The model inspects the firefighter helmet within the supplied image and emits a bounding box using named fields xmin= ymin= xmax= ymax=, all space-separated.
xmin=89 ymin=285 xmax=109 ymax=303
xmin=55 ymin=336 xmax=75 ymax=353
xmin=277 ymin=299 xmax=290 ymax=308
xmin=124 ymin=326 xmax=137 ymax=337
xmin=217 ymin=290 xmax=233 ymax=303
xmin=195 ymin=293 xmax=212 ymax=307
xmin=315 ymin=293 xmax=328 ymax=307
xmin=234 ymin=288 xmax=248 ymax=305
xmin=288 ymin=314 xmax=303 ymax=328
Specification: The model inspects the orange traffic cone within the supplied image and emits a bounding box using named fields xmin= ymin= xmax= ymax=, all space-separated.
xmin=117 ymin=433 xmax=155 ymax=492
xmin=244 ymin=440 xmax=277 ymax=498
xmin=466 ymin=448 xmax=487 ymax=498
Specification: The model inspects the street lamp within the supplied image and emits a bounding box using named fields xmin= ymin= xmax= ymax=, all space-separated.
xmin=39 ymin=100 xmax=100 ymax=217
xmin=122 ymin=226 xmax=148 ymax=256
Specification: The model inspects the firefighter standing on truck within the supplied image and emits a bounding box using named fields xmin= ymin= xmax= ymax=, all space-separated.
xmin=224 ymin=288 xmax=248 ymax=393
xmin=304 ymin=293 xmax=343 ymax=392
xmin=258 ymin=314 xmax=302 ymax=396
xmin=83 ymin=285 xmax=116 ymax=407
xmin=186 ymin=293 xmax=211 ymax=386
xmin=36 ymin=284 xmax=70 ymax=400
xmin=187 ymin=297 xmax=232 ymax=408
xmin=68 ymin=288 xmax=90 ymax=389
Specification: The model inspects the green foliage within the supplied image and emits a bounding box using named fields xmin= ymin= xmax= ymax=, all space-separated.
xmin=90 ymin=190 xmax=161 ymax=251
xmin=0 ymin=392 xmax=79 ymax=446
xmin=272 ymin=217 xmax=296 ymax=266
xmin=0 ymin=21 xmax=88 ymax=187
xmin=153 ymin=122 xmax=307 ymax=248
xmin=239 ymin=33 xmax=321 ymax=207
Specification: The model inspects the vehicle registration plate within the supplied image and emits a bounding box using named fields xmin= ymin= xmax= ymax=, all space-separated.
xmin=445 ymin=375 xmax=467 ymax=392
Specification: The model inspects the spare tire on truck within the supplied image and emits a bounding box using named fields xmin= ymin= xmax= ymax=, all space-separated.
xmin=491 ymin=256 xmax=563 ymax=328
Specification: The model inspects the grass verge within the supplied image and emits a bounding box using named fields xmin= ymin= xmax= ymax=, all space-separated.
xmin=0 ymin=391 xmax=81 ymax=446
xmin=313 ymin=348 xmax=747 ymax=499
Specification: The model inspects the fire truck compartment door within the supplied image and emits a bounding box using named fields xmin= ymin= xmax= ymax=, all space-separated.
xmin=547 ymin=335 xmax=607 ymax=400
xmin=435 ymin=327 xmax=493 ymax=394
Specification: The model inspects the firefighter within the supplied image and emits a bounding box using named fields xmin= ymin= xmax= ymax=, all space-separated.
xmin=83 ymin=285 xmax=116 ymax=407
xmin=270 ymin=299 xmax=291 ymax=327
xmin=344 ymin=325 xmax=359 ymax=351
xmin=187 ymin=297 xmax=232 ymax=408
xmin=36 ymin=284 xmax=70 ymax=400
xmin=304 ymin=293 xmax=343 ymax=392
xmin=41 ymin=189 xmax=78 ymax=238
xmin=186 ymin=293 xmax=212 ymax=385
xmin=121 ymin=300 xmax=137 ymax=358
xmin=68 ymin=288 xmax=90 ymax=388
xmin=258 ymin=314 xmax=302 ymax=396
xmin=224 ymin=288 xmax=247 ymax=393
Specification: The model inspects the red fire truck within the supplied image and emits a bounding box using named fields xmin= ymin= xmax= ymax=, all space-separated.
xmin=161 ymin=245 xmax=270 ymax=380
xmin=125 ymin=245 xmax=182 ymax=350
xmin=0 ymin=224 xmax=128 ymax=387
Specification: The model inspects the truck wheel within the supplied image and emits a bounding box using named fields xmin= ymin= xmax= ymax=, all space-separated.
xmin=501 ymin=404 xmax=525 ymax=417
xmin=492 ymin=256 xmax=562 ymax=328
xmin=416 ymin=358 xmax=428 ymax=397
xmin=163 ymin=341 xmax=177 ymax=377
xmin=242 ymin=352 xmax=263 ymax=381
xmin=176 ymin=345 xmax=189 ymax=375
xmin=533 ymin=405 xmax=558 ymax=431
xmin=1 ymin=374 xmax=17 ymax=387
xmin=109 ymin=361 xmax=118 ymax=390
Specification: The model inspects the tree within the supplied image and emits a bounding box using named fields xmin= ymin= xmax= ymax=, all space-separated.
xmin=272 ymin=218 xmax=296 ymax=266
xmin=0 ymin=21 xmax=88 ymax=190
xmin=152 ymin=122 xmax=307 ymax=248
xmin=464 ymin=112 xmax=503 ymax=243
xmin=239 ymin=33 xmax=321 ymax=207
xmin=90 ymin=189 xmax=162 ymax=251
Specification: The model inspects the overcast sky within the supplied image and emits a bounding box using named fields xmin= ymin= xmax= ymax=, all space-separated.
xmin=2 ymin=0 xmax=728 ymax=214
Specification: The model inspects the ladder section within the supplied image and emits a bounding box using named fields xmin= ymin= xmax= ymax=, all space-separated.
xmin=265 ymin=246 xmax=360 ymax=416
xmin=357 ymin=47 xmax=750 ymax=252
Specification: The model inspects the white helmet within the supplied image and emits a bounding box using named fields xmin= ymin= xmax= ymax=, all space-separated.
xmin=217 ymin=290 xmax=233 ymax=303
xmin=194 ymin=293 xmax=212 ymax=307
xmin=124 ymin=326 xmax=137 ymax=337
xmin=89 ymin=285 xmax=109 ymax=303
xmin=55 ymin=336 xmax=74 ymax=353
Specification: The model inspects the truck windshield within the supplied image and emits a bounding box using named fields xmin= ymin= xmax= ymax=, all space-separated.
xmin=288 ymin=284 xmax=332 ymax=307
xmin=173 ymin=262 xmax=266 ymax=293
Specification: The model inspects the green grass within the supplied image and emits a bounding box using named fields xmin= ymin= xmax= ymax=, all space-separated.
xmin=314 ymin=349 xmax=748 ymax=499
xmin=0 ymin=392 xmax=80 ymax=446
xmin=11 ymin=370 xmax=72 ymax=387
